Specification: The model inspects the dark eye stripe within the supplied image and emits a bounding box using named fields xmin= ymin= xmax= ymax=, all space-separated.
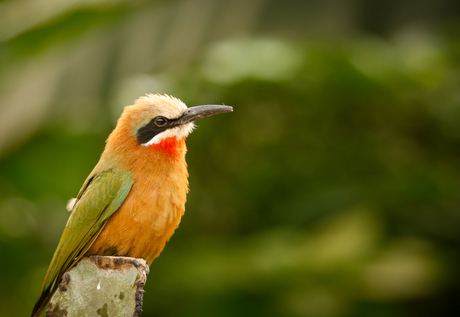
xmin=136 ymin=117 xmax=171 ymax=144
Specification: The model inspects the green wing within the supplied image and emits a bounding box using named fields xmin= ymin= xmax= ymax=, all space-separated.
xmin=31 ymin=168 xmax=133 ymax=317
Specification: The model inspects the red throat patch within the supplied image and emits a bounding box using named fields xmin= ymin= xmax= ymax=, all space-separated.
xmin=150 ymin=137 xmax=185 ymax=157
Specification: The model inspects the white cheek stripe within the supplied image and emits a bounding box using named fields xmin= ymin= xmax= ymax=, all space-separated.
xmin=141 ymin=123 xmax=195 ymax=146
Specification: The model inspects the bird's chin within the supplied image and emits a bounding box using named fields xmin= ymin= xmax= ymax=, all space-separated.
xmin=149 ymin=136 xmax=186 ymax=157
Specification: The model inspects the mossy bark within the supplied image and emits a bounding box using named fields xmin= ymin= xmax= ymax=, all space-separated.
xmin=46 ymin=256 xmax=149 ymax=317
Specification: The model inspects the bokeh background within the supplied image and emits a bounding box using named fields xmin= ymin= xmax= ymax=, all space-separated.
xmin=1 ymin=0 xmax=460 ymax=316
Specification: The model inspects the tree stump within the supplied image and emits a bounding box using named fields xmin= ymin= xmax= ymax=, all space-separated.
xmin=46 ymin=256 xmax=149 ymax=317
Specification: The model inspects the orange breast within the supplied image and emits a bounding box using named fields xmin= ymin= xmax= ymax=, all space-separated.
xmin=88 ymin=137 xmax=189 ymax=265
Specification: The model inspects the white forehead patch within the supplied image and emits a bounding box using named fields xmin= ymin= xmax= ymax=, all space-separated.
xmin=141 ymin=122 xmax=195 ymax=146
xmin=141 ymin=94 xmax=187 ymax=119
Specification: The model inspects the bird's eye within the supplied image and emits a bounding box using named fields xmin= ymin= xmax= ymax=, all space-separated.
xmin=154 ymin=117 xmax=167 ymax=127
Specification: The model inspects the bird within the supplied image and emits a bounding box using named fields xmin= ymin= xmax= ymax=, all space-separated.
xmin=31 ymin=94 xmax=232 ymax=317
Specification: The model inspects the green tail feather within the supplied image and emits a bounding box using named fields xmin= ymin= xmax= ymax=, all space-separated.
xmin=31 ymin=284 xmax=55 ymax=317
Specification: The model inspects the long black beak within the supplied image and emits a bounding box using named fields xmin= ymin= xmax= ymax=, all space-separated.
xmin=172 ymin=105 xmax=233 ymax=126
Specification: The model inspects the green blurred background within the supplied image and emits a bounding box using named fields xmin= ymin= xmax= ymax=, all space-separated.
xmin=1 ymin=0 xmax=460 ymax=316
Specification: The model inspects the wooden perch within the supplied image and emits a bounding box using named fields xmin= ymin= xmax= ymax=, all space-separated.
xmin=46 ymin=256 xmax=149 ymax=317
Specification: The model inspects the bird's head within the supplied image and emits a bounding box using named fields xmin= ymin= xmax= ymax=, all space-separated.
xmin=111 ymin=94 xmax=232 ymax=157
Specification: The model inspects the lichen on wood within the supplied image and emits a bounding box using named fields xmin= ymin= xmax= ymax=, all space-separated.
xmin=46 ymin=256 xmax=149 ymax=317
